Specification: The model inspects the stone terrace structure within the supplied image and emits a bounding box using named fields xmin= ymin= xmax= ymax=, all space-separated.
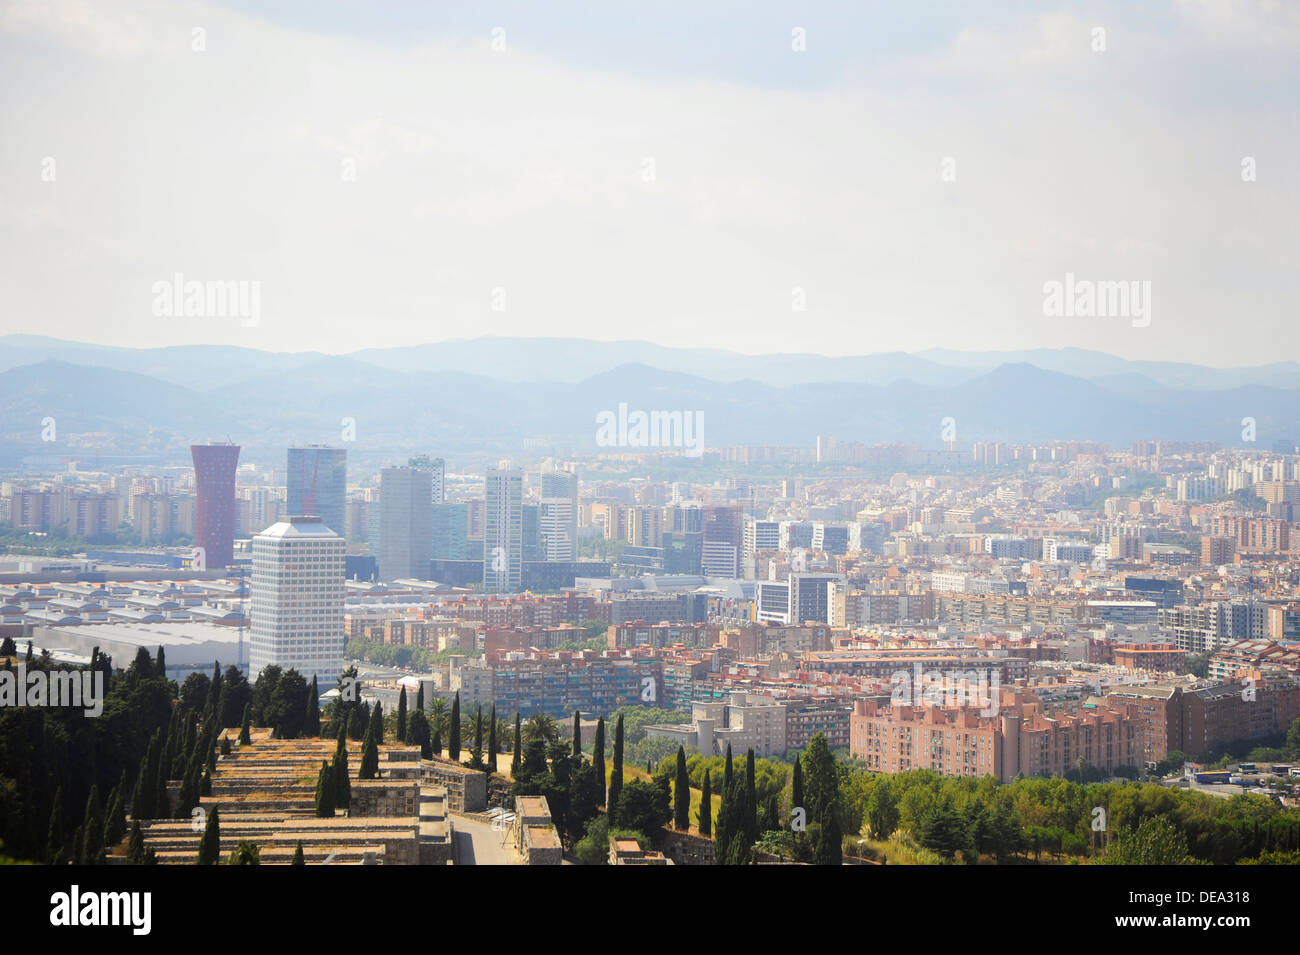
xmin=131 ymin=730 xmax=451 ymax=864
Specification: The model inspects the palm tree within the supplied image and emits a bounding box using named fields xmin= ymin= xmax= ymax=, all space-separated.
xmin=427 ymin=698 xmax=448 ymax=738
xmin=523 ymin=713 xmax=560 ymax=745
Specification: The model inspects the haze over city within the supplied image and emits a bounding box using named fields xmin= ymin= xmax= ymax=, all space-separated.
xmin=1 ymin=0 xmax=1298 ymax=929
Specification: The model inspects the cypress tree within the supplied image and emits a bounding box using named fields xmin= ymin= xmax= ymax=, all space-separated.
xmin=156 ymin=764 xmax=169 ymax=820
xmin=416 ymin=684 xmax=424 ymax=714
xmin=46 ymin=787 xmax=65 ymax=864
xmin=572 ymin=710 xmax=582 ymax=756
xmin=305 ymin=676 xmax=320 ymax=737
xmin=126 ymin=819 xmax=148 ymax=865
xmin=81 ymin=786 xmax=104 ymax=865
xmin=163 ymin=708 xmax=180 ymax=778
xmin=593 ymin=718 xmax=606 ymax=806
xmin=333 ymin=734 xmax=351 ymax=811
xmin=105 ymin=772 xmax=127 ymax=847
xmin=511 ymin=711 xmax=521 ymax=775
xmin=448 ymin=692 xmax=461 ymax=761
xmin=487 ymin=704 xmax=498 ymax=773
xmin=608 ymin=713 xmax=625 ymax=815
xmin=197 ymin=807 xmax=220 ymax=865
xmin=698 ymin=771 xmax=712 ymax=836
xmin=814 ymin=805 xmax=843 ymax=866
xmin=360 ymin=735 xmax=378 ymax=780
xmin=371 ymin=701 xmax=384 ymax=745
xmin=133 ymin=730 xmax=160 ymax=820
xmin=744 ymin=748 xmax=759 ymax=846
xmin=131 ymin=759 xmax=150 ymax=822
xmin=470 ymin=704 xmax=484 ymax=767
xmin=674 ymin=746 xmax=690 ymax=830
xmin=350 ymin=701 xmax=368 ymax=741
xmin=723 ymin=743 xmax=734 ymax=794
xmin=26 ymin=640 xmax=33 ymax=662
xmin=315 ymin=761 xmax=335 ymax=816
xmin=207 ymin=661 xmax=223 ymax=717
xmin=792 ymin=758 xmax=804 ymax=814
xmin=397 ymin=686 xmax=408 ymax=743
xmin=291 ymin=841 xmax=305 ymax=865
xmin=156 ymin=646 xmax=166 ymax=679
xmin=431 ymin=727 xmax=442 ymax=759
xmin=410 ymin=709 xmax=432 ymax=759
xmin=239 ymin=704 xmax=252 ymax=745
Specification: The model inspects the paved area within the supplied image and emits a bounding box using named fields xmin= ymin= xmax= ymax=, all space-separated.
xmin=451 ymin=814 xmax=523 ymax=866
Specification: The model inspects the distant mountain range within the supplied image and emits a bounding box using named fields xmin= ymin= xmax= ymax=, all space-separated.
xmin=0 ymin=335 xmax=1296 ymax=463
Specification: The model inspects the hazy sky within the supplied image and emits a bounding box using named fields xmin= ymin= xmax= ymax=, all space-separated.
xmin=1 ymin=0 xmax=1297 ymax=364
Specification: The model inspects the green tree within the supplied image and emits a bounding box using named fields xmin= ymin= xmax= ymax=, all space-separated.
xmin=228 ymin=840 xmax=260 ymax=865
xmin=1102 ymin=817 xmax=1193 ymax=866
xmin=593 ymin=718 xmax=606 ymax=805
xmin=360 ymin=733 xmax=379 ymax=780
xmin=397 ymin=686 xmax=408 ymax=743
xmin=674 ymin=746 xmax=691 ymax=830
xmin=105 ymin=773 xmax=127 ymax=848
xmin=315 ymin=761 xmax=336 ymax=817
xmin=46 ymin=787 xmax=65 ymax=865
xmin=511 ymin=711 xmax=522 ymax=775
xmin=468 ymin=704 xmax=485 ymax=770
xmin=291 ymin=841 xmax=305 ymax=865
xmin=239 ymin=704 xmax=252 ymax=745
xmin=448 ymin=692 xmax=461 ymax=761
xmin=698 ymin=771 xmax=712 ymax=836
xmin=197 ymin=806 xmax=221 ymax=865
xmin=608 ymin=713 xmax=625 ymax=815
xmin=524 ymin=713 xmax=560 ymax=745
xmin=305 ymin=675 xmax=321 ymax=737
xmin=813 ymin=805 xmax=843 ymax=866
xmin=615 ymin=779 xmax=671 ymax=836
xmin=572 ymin=710 xmax=583 ymax=756
xmin=80 ymin=786 xmax=104 ymax=865
xmin=866 ymin=782 xmax=899 ymax=839
xmin=333 ymin=734 xmax=351 ymax=811
xmin=409 ymin=708 xmax=431 ymax=759
xmin=126 ymin=820 xmax=155 ymax=865
xmin=488 ymin=704 xmax=498 ymax=773
xmin=268 ymin=668 xmax=309 ymax=739
xmin=791 ymin=758 xmax=804 ymax=815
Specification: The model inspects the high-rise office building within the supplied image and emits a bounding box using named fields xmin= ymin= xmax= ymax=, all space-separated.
xmin=539 ymin=497 xmax=576 ymax=560
xmin=663 ymin=530 xmax=703 ymax=574
xmin=191 ymin=442 xmax=240 ymax=569
xmin=484 ymin=467 xmax=523 ymax=593
xmin=249 ymin=515 xmax=345 ymax=685
xmin=287 ymin=446 xmax=347 ymax=538
xmin=409 ymin=454 xmax=446 ymax=505
xmin=378 ymin=467 xmax=433 ymax=581
xmin=431 ymin=501 xmax=470 ymax=559
xmin=541 ymin=469 xmax=578 ymax=558
xmin=523 ymin=503 xmax=543 ymax=562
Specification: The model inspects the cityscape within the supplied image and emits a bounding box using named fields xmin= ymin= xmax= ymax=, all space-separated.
xmin=1 ymin=0 xmax=1295 ymax=938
